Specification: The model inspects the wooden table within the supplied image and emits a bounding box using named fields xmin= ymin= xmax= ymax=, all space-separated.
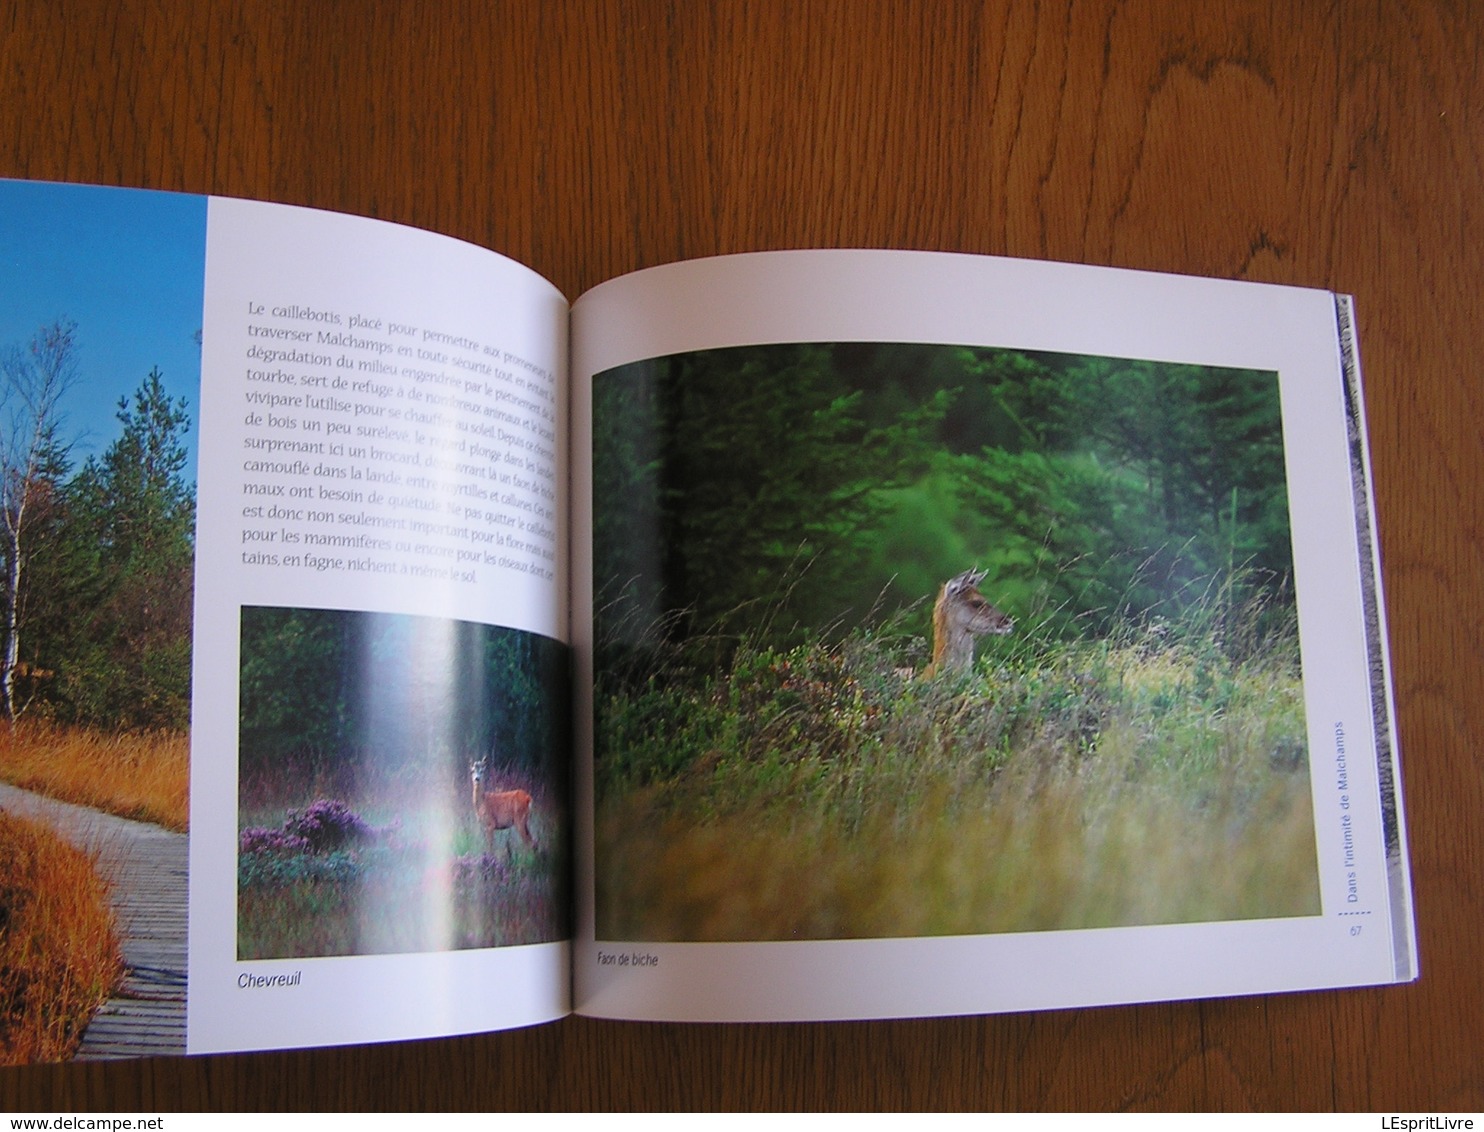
xmin=2 ymin=1 xmax=1479 ymax=1111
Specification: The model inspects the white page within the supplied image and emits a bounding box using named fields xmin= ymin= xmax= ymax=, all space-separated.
xmin=570 ymin=250 xmax=1415 ymax=1022
xmin=189 ymin=198 xmax=571 ymax=1053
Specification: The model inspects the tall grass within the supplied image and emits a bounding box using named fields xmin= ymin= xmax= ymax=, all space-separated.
xmin=238 ymin=838 xmax=565 ymax=958
xmin=594 ymin=592 xmax=1320 ymax=941
xmin=0 ymin=811 xmax=123 ymax=1064
xmin=0 ymin=721 xmax=188 ymax=832
xmin=238 ymin=763 xmax=568 ymax=959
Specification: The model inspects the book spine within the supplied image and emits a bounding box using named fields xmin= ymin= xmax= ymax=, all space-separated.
xmin=1335 ymin=293 xmax=1418 ymax=981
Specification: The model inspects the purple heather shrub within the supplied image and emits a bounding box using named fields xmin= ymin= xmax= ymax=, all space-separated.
xmin=239 ymin=826 xmax=314 ymax=857
xmin=284 ymin=798 xmax=372 ymax=852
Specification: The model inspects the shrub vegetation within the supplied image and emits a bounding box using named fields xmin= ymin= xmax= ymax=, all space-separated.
xmin=594 ymin=591 xmax=1319 ymax=941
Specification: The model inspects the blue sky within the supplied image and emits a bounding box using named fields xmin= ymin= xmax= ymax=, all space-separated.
xmin=0 ymin=179 xmax=206 ymax=479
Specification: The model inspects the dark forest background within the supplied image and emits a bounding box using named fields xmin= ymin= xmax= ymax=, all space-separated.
xmin=593 ymin=341 xmax=1293 ymax=668
xmin=238 ymin=607 xmax=570 ymax=782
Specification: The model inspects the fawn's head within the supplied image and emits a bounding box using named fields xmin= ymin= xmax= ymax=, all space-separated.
xmin=927 ymin=568 xmax=1015 ymax=676
xmin=937 ymin=568 xmax=1014 ymax=638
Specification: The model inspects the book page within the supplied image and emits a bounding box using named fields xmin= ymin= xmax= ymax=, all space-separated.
xmin=188 ymin=199 xmax=572 ymax=1053
xmin=570 ymin=250 xmax=1415 ymax=1022
xmin=0 ymin=180 xmax=571 ymax=1065
xmin=0 ymin=180 xmax=208 ymax=1064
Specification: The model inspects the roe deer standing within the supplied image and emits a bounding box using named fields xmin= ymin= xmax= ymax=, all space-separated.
xmin=924 ymin=568 xmax=1014 ymax=676
xmin=469 ymin=762 xmax=536 ymax=853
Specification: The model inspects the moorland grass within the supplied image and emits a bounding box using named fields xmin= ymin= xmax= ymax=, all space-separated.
xmin=237 ymin=768 xmax=568 ymax=959
xmin=0 ymin=811 xmax=123 ymax=1064
xmin=237 ymin=841 xmax=565 ymax=958
xmin=593 ymin=607 xmax=1321 ymax=941
xmin=0 ymin=721 xmax=188 ymax=832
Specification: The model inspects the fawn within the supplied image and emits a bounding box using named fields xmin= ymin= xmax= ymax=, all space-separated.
xmin=923 ymin=568 xmax=1014 ymax=676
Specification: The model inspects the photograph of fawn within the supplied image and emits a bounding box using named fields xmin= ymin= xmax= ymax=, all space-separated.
xmin=590 ymin=340 xmax=1321 ymax=943
xmin=236 ymin=606 xmax=569 ymax=959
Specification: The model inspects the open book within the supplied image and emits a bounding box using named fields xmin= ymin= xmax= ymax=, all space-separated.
xmin=0 ymin=179 xmax=1415 ymax=1063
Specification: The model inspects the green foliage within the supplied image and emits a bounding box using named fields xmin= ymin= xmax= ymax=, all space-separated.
xmin=592 ymin=341 xmax=1295 ymax=662
xmin=594 ymin=344 xmax=949 ymax=658
xmin=237 ymin=608 xmax=571 ymax=786
xmin=594 ymin=673 xmax=727 ymax=792
xmin=239 ymin=847 xmax=367 ymax=890
xmin=237 ymin=607 xmax=352 ymax=759
xmin=16 ymin=366 xmax=196 ymax=729
xmin=596 ymin=574 xmax=1304 ymax=806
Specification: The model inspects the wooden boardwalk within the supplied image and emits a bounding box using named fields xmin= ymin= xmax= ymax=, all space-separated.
xmin=0 ymin=780 xmax=187 ymax=1060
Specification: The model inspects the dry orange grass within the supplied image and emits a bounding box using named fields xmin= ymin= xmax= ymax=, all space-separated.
xmin=0 ymin=810 xmax=123 ymax=1064
xmin=0 ymin=721 xmax=188 ymax=832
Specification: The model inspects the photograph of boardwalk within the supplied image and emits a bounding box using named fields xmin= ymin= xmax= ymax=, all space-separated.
xmin=0 ymin=780 xmax=186 ymax=1059
xmin=0 ymin=181 xmax=203 ymax=1064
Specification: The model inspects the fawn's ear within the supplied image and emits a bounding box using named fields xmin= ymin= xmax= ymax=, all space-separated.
xmin=945 ymin=567 xmax=986 ymax=595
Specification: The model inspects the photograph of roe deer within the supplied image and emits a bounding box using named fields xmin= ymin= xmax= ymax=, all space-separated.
xmin=0 ymin=179 xmax=203 ymax=1064
xmin=591 ymin=341 xmax=1320 ymax=942
xmin=237 ymin=606 xmax=570 ymax=960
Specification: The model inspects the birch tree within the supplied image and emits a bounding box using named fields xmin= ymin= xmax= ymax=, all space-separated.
xmin=0 ymin=320 xmax=77 ymax=721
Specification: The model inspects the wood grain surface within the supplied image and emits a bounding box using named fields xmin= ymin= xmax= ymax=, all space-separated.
xmin=1 ymin=0 xmax=1479 ymax=1112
